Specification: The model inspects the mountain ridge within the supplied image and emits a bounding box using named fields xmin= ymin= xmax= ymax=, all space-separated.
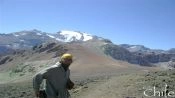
xmin=0 ymin=29 xmax=175 ymax=68
xmin=1 ymin=29 xmax=174 ymax=51
xmin=0 ymin=30 xmax=175 ymax=98
xmin=0 ymin=29 xmax=108 ymax=50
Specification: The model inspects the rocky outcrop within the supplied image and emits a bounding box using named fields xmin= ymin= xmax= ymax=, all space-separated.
xmin=102 ymin=44 xmax=132 ymax=61
xmin=0 ymin=56 xmax=13 ymax=65
xmin=102 ymin=43 xmax=175 ymax=66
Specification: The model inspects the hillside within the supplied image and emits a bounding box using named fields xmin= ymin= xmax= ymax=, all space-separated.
xmin=1 ymin=30 xmax=175 ymax=68
xmin=0 ymin=30 xmax=175 ymax=98
xmin=0 ymin=41 xmax=141 ymax=83
xmin=0 ymin=41 xmax=165 ymax=98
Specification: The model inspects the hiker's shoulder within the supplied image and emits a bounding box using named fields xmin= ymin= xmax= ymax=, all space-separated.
xmin=47 ymin=62 xmax=61 ymax=70
xmin=33 ymin=63 xmax=61 ymax=76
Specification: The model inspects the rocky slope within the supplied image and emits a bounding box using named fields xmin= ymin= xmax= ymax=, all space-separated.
xmin=1 ymin=29 xmax=175 ymax=68
xmin=103 ymin=43 xmax=175 ymax=67
xmin=0 ymin=37 xmax=175 ymax=98
xmin=0 ymin=29 xmax=103 ymax=52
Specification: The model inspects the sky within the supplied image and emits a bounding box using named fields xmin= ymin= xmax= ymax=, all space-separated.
xmin=0 ymin=0 xmax=175 ymax=50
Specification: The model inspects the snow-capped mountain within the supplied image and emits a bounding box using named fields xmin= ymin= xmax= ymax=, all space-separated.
xmin=11 ymin=29 xmax=94 ymax=42
xmin=0 ymin=29 xmax=174 ymax=56
xmin=0 ymin=29 xmax=98 ymax=51
xmin=1 ymin=29 xmax=175 ymax=67
xmin=53 ymin=30 xmax=93 ymax=42
xmin=119 ymin=44 xmax=167 ymax=54
xmin=119 ymin=44 xmax=150 ymax=52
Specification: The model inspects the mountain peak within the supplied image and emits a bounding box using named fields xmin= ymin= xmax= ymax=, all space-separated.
xmin=57 ymin=30 xmax=93 ymax=42
xmin=12 ymin=29 xmax=44 ymax=37
xmin=0 ymin=29 xmax=109 ymax=52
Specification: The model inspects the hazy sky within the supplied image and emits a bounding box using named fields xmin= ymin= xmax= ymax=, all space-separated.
xmin=0 ymin=0 xmax=175 ymax=50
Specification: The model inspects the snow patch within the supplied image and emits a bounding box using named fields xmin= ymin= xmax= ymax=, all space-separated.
xmin=82 ymin=33 xmax=93 ymax=41
xmin=37 ymin=33 xmax=42 ymax=36
xmin=13 ymin=34 xmax=19 ymax=37
xmin=130 ymin=46 xmax=137 ymax=49
xmin=60 ymin=30 xmax=82 ymax=42
xmin=20 ymin=32 xmax=27 ymax=36
xmin=47 ymin=34 xmax=55 ymax=39
xmin=56 ymin=38 xmax=62 ymax=41
xmin=60 ymin=30 xmax=93 ymax=42
xmin=13 ymin=32 xmax=27 ymax=37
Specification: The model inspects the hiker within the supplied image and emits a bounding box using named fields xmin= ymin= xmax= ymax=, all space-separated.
xmin=33 ymin=53 xmax=74 ymax=98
